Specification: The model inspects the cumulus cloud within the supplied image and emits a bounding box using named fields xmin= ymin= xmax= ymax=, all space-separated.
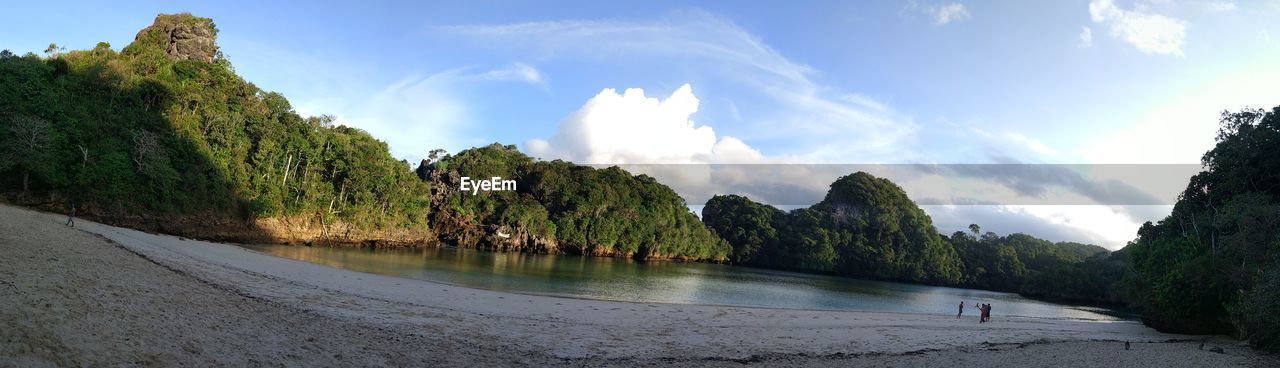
xmin=526 ymin=84 xmax=750 ymax=164
xmin=1079 ymin=26 xmax=1094 ymax=48
xmin=1088 ymin=0 xmax=1187 ymax=56
xmin=526 ymin=84 xmax=782 ymax=203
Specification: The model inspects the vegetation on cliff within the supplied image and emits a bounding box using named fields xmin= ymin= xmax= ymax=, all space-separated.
xmin=418 ymin=144 xmax=730 ymax=260
xmin=1119 ymin=107 xmax=1280 ymax=350
xmin=702 ymin=173 xmax=1110 ymax=295
xmin=0 ymin=13 xmax=430 ymax=235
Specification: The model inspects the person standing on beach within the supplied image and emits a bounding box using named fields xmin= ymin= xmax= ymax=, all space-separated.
xmin=986 ymin=304 xmax=993 ymax=322
xmin=66 ymin=199 xmax=76 ymax=227
xmin=957 ymin=301 xmax=964 ymax=318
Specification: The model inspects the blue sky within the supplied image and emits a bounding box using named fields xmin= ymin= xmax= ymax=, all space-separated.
xmin=4 ymin=1 xmax=1279 ymax=248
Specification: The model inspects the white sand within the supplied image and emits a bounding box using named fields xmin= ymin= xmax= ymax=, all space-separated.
xmin=2 ymin=204 xmax=1275 ymax=367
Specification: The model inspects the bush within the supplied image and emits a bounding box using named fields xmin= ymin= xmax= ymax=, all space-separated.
xmin=1237 ymin=261 xmax=1280 ymax=351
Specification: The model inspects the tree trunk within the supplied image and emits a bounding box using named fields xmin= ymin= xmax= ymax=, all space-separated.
xmin=22 ymin=170 xmax=29 ymax=194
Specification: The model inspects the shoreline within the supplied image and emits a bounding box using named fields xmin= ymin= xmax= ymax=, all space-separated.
xmin=3 ymin=203 xmax=1276 ymax=367
xmin=5 ymin=198 xmax=1142 ymax=316
xmin=247 ymin=244 xmax=1134 ymax=323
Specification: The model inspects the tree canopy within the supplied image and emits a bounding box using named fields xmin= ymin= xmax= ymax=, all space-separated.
xmin=1119 ymin=107 xmax=1280 ymax=350
xmin=0 ymin=13 xmax=430 ymax=235
xmin=418 ymin=144 xmax=730 ymax=261
xmin=702 ymin=172 xmax=1108 ymax=290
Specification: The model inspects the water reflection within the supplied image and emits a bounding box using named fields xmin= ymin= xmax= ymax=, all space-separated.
xmin=246 ymin=244 xmax=1129 ymax=321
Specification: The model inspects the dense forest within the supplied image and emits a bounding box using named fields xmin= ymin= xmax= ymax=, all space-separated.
xmin=416 ymin=144 xmax=730 ymax=260
xmin=702 ymin=173 xmax=1111 ymax=296
xmin=2 ymin=13 xmax=1276 ymax=351
xmin=1117 ymin=107 xmax=1280 ymax=350
xmin=0 ymin=14 xmax=431 ymax=242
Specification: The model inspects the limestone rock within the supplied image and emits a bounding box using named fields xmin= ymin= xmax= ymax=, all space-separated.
xmin=133 ymin=13 xmax=219 ymax=63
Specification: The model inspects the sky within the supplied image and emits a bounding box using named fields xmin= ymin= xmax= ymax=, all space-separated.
xmin=4 ymin=0 xmax=1279 ymax=249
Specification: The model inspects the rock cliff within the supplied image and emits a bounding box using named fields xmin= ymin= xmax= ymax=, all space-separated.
xmin=132 ymin=13 xmax=220 ymax=62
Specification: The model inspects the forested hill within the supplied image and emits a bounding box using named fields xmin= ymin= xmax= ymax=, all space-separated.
xmin=416 ymin=144 xmax=730 ymax=260
xmin=0 ymin=13 xmax=728 ymax=260
xmin=702 ymin=172 xmax=1111 ymax=294
xmin=0 ymin=13 xmax=431 ymax=243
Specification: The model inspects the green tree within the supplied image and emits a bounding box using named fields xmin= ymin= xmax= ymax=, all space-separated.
xmin=1121 ymin=107 xmax=1280 ymax=349
xmin=1 ymin=115 xmax=56 ymax=194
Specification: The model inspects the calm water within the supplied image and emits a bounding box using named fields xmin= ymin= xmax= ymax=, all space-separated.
xmin=244 ymin=244 xmax=1129 ymax=321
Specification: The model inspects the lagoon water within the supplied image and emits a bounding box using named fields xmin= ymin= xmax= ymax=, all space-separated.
xmin=244 ymin=244 xmax=1127 ymax=321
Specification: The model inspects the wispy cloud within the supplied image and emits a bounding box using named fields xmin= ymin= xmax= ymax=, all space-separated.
xmin=933 ymin=3 xmax=972 ymax=25
xmin=1088 ymin=0 xmax=1187 ymax=56
xmin=906 ymin=2 xmax=972 ymax=26
xmin=440 ymin=10 xmax=918 ymax=163
xmin=971 ymin=128 xmax=1060 ymax=157
xmin=475 ymin=62 xmax=546 ymax=85
xmin=347 ymin=70 xmax=473 ymax=159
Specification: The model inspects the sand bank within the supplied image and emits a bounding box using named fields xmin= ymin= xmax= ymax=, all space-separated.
xmin=1 ymin=204 xmax=1274 ymax=367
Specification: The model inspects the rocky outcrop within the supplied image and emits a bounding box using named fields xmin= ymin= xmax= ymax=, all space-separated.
xmin=133 ymin=13 xmax=220 ymax=62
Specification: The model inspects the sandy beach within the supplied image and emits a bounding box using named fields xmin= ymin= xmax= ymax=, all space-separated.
xmin=1 ymin=204 xmax=1275 ymax=367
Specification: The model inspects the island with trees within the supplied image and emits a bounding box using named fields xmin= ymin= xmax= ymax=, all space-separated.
xmin=1 ymin=12 xmax=1276 ymax=353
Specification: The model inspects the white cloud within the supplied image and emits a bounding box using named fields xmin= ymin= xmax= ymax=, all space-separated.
xmin=308 ymin=63 xmax=547 ymax=161
xmin=523 ymin=85 xmax=1162 ymax=248
xmin=476 ymin=62 xmax=545 ymax=85
xmin=970 ymin=128 xmax=1060 ymax=158
xmin=442 ymin=10 xmax=918 ymax=163
xmin=1005 ymin=132 xmax=1059 ymax=157
xmin=446 ymin=10 xmax=1174 ymax=248
xmin=933 ymin=3 xmax=972 ymax=25
xmin=1088 ymin=0 xmax=1187 ymax=56
xmin=924 ymin=204 xmax=1153 ymax=249
xmin=1079 ymin=26 xmax=1094 ymax=48
xmin=906 ymin=2 xmax=971 ymax=26
xmin=526 ymin=84 xmax=765 ymax=165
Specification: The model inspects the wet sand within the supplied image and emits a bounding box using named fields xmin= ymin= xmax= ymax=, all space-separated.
xmin=1 ymin=204 xmax=1274 ymax=367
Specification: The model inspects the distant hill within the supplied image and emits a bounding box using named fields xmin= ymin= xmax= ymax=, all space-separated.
xmin=703 ymin=172 xmax=1114 ymax=294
